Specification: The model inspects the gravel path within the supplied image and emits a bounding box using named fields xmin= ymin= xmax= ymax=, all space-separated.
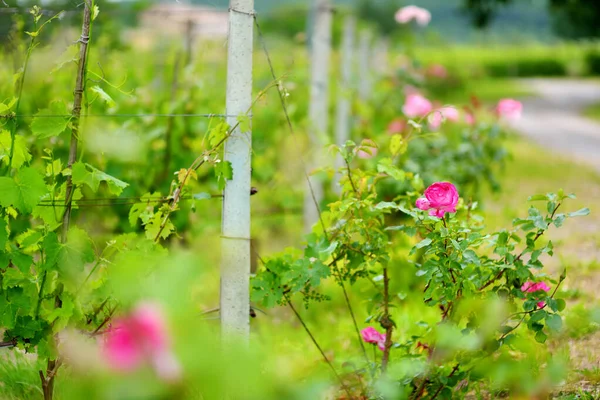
xmin=509 ymin=78 xmax=600 ymax=171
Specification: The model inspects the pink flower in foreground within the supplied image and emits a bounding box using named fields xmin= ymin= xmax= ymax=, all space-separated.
xmin=360 ymin=327 xmax=386 ymax=351
xmin=387 ymin=118 xmax=406 ymax=135
xmin=496 ymin=99 xmax=523 ymax=120
xmin=395 ymin=5 xmax=431 ymax=26
xmin=416 ymin=182 xmax=459 ymax=218
xmin=403 ymin=94 xmax=433 ymax=118
xmin=357 ymin=139 xmax=378 ymax=159
xmin=103 ymin=303 xmax=181 ymax=381
xmin=464 ymin=107 xmax=476 ymax=126
xmin=521 ymin=281 xmax=551 ymax=308
xmin=428 ymin=106 xmax=459 ymax=130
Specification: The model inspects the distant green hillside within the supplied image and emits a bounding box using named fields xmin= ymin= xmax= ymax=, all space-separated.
xmin=194 ymin=0 xmax=553 ymax=43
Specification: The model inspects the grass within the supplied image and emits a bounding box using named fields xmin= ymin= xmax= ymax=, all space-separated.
xmin=582 ymin=102 xmax=600 ymax=122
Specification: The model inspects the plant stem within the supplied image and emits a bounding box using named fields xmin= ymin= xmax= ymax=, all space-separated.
xmin=381 ymin=265 xmax=393 ymax=372
xmin=61 ymin=0 xmax=92 ymax=241
xmin=285 ymin=294 xmax=353 ymax=399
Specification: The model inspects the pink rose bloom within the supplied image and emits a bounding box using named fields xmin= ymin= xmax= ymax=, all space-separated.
xmin=103 ymin=302 xmax=181 ymax=381
xmin=387 ymin=119 xmax=406 ymax=135
xmin=395 ymin=5 xmax=431 ymax=26
xmin=360 ymin=327 xmax=386 ymax=351
xmin=496 ymin=99 xmax=523 ymax=120
xmin=426 ymin=64 xmax=447 ymax=79
xmin=403 ymin=94 xmax=433 ymax=118
xmin=521 ymin=281 xmax=551 ymax=308
xmin=464 ymin=112 xmax=476 ymax=126
xmin=428 ymin=106 xmax=459 ymax=130
xmin=357 ymin=139 xmax=378 ymax=159
xmin=415 ymin=182 xmax=459 ymax=218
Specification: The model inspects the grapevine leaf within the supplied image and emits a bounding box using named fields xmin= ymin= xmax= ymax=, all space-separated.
xmin=0 ymin=167 xmax=46 ymax=213
xmin=90 ymin=85 xmax=116 ymax=108
xmin=0 ymin=130 xmax=32 ymax=169
xmin=31 ymin=101 xmax=70 ymax=138
xmin=215 ymin=161 xmax=233 ymax=191
xmin=72 ymin=162 xmax=129 ymax=195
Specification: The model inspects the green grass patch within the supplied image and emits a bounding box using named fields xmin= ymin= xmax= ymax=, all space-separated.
xmin=583 ymin=102 xmax=600 ymax=122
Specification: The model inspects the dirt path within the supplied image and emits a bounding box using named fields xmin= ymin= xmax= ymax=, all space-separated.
xmin=509 ymin=78 xmax=600 ymax=172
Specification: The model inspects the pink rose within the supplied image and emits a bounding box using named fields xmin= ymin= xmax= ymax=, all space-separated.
xmin=415 ymin=182 xmax=459 ymax=218
xmin=103 ymin=302 xmax=181 ymax=381
xmin=428 ymin=106 xmax=459 ymax=130
xmin=496 ymin=99 xmax=522 ymax=120
xmin=403 ymin=94 xmax=433 ymax=118
xmin=395 ymin=5 xmax=431 ymax=26
xmin=360 ymin=327 xmax=386 ymax=351
xmin=387 ymin=119 xmax=406 ymax=135
xmin=426 ymin=64 xmax=447 ymax=79
xmin=521 ymin=281 xmax=551 ymax=308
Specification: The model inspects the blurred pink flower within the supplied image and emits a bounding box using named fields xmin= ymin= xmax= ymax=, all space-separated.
xmin=428 ymin=106 xmax=459 ymax=130
xmin=403 ymin=94 xmax=433 ymax=118
xmin=103 ymin=302 xmax=181 ymax=381
xmin=464 ymin=107 xmax=476 ymax=126
xmin=521 ymin=281 xmax=551 ymax=308
xmin=496 ymin=99 xmax=523 ymax=120
xmin=416 ymin=182 xmax=459 ymax=218
xmin=387 ymin=119 xmax=406 ymax=135
xmin=426 ymin=64 xmax=448 ymax=79
xmin=357 ymin=139 xmax=378 ymax=159
xmin=395 ymin=5 xmax=431 ymax=26
xmin=360 ymin=327 xmax=386 ymax=351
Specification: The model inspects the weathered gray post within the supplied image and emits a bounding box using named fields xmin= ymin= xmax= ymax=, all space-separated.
xmin=221 ymin=0 xmax=254 ymax=340
xmin=333 ymin=16 xmax=356 ymax=194
xmin=304 ymin=0 xmax=332 ymax=232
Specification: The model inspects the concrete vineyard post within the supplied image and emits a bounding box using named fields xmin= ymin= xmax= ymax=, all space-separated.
xmin=304 ymin=0 xmax=332 ymax=232
xmin=221 ymin=0 xmax=254 ymax=341
xmin=333 ymin=16 xmax=355 ymax=194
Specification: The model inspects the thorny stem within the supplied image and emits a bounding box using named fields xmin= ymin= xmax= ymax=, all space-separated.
xmin=429 ymin=364 xmax=460 ymax=400
xmin=381 ymin=266 xmax=393 ymax=372
xmin=285 ymin=294 xmax=353 ymax=399
xmin=344 ymin=157 xmax=358 ymax=195
xmin=478 ymin=202 xmax=562 ymax=291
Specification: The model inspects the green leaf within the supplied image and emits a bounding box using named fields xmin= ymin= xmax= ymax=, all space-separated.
xmin=568 ymin=208 xmax=590 ymax=217
xmin=528 ymin=194 xmax=548 ymax=201
xmin=128 ymin=192 xmax=161 ymax=227
xmin=42 ymin=232 xmax=61 ymax=271
xmin=72 ymin=162 xmax=129 ymax=195
xmin=215 ymin=161 xmax=233 ymax=191
xmin=535 ymin=330 xmax=547 ymax=343
xmin=545 ymin=314 xmax=562 ymax=332
xmin=31 ymin=101 xmax=70 ymax=138
xmin=237 ymin=114 xmax=251 ymax=133
xmin=390 ymin=134 xmax=407 ymax=156
xmin=374 ymin=201 xmax=397 ymax=210
xmin=0 ymin=97 xmax=17 ymax=114
xmin=0 ymin=131 xmax=32 ymax=169
xmin=90 ymin=86 xmax=116 ymax=107
xmin=2 ymin=268 xmax=25 ymax=288
xmin=415 ymin=238 xmax=433 ymax=249
xmin=0 ymin=218 xmax=7 ymax=251
xmin=208 ymin=122 xmax=229 ymax=148
xmin=92 ymin=4 xmax=100 ymax=20
xmin=0 ymin=167 xmax=46 ymax=213
xmin=377 ymin=158 xmax=405 ymax=181
xmin=144 ymin=212 xmax=174 ymax=241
